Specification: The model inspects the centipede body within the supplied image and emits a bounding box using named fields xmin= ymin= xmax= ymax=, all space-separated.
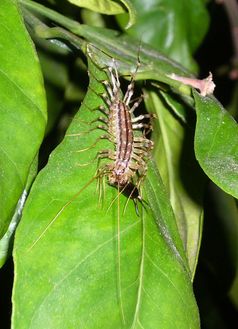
xmin=95 ymin=59 xmax=154 ymax=195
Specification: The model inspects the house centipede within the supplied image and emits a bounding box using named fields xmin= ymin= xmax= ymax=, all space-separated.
xmin=85 ymin=50 xmax=154 ymax=323
xmin=88 ymin=51 xmax=154 ymax=205
xmin=29 ymin=49 xmax=154 ymax=324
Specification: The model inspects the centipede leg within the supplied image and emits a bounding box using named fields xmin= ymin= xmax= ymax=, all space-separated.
xmin=129 ymin=97 xmax=143 ymax=113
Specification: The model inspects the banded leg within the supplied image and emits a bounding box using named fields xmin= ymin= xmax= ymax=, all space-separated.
xmin=129 ymin=97 xmax=143 ymax=113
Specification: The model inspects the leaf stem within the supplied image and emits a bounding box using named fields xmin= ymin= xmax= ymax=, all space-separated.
xmin=117 ymin=184 xmax=126 ymax=325
xmin=19 ymin=0 xmax=196 ymax=100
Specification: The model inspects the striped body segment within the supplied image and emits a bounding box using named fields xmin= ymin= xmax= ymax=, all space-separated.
xmin=97 ymin=61 xmax=153 ymax=191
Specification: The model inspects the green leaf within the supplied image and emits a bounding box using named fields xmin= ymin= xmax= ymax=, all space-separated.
xmin=0 ymin=155 xmax=38 ymax=268
xmin=73 ymin=26 xmax=193 ymax=79
xmin=19 ymin=2 xmax=195 ymax=89
xmin=12 ymin=57 xmax=199 ymax=328
xmin=116 ymin=0 xmax=209 ymax=71
xmin=0 ymin=0 xmax=47 ymax=239
xmin=67 ymin=0 xmax=136 ymax=28
xmin=145 ymin=91 xmax=205 ymax=277
xmin=68 ymin=0 xmax=124 ymax=14
xmin=194 ymin=91 xmax=238 ymax=199
xmin=117 ymin=0 xmax=137 ymax=29
xmin=0 ymin=190 xmax=27 ymax=268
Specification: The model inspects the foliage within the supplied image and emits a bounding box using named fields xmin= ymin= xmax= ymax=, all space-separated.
xmin=0 ymin=0 xmax=238 ymax=328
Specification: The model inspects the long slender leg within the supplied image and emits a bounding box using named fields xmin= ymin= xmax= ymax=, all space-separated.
xmin=108 ymin=64 xmax=120 ymax=94
xmin=91 ymin=116 xmax=109 ymax=125
xmin=102 ymin=80 xmax=114 ymax=100
xmin=132 ymin=123 xmax=152 ymax=130
xmin=99 ymin=105 xmax=109 ymax=116
xmin=129 ymin=97 xmax=143 ymax=113
xmin=97 ymin=149 xmax=115 ymax=160
xmin=131 ymin=113 xmax=154 ymax=122
xmin=111 ymin=59 xmax=120 ymax=89
xmin=123 ymin=82 xmax=135 ymax=105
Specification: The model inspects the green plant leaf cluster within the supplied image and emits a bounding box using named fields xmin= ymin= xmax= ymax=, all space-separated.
xmin=0 ymin=0 xmax=237 ymax=328
xmin=12 ymin=57 xmax=199 ymax=329
xmin=194 ymin=91 xmax=238 ymax=199
xmin=67 ymin=0 xmax=136 ymax=29
xmin=116 ymin=0 xmax=209 ymax=71
xmin=0 ymin=0 xmax=47 ymax=265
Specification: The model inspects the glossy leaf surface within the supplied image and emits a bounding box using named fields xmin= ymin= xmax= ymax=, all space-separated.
xmin=116 ymin=0 xmax=209 ymax=71
xmin=145 ymin=91 xmax=205 ymax=277
xmin=0 ymin=0 xmax=47 ymax=240
xmin=194 ymin=91 xmax=238 ymax=199
xmin=12 ymin=58 xmax=199 ymax=329
xmin=67 ymin=0 xmax=136 ymax=28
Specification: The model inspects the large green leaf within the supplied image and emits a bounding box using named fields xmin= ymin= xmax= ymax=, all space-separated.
xmin=0 ymin=0 xmax=47 ymax=240
xmin=194 ymin=91 xmax=238 ymax=199
xmin=18 ymin=1 xmax=193 ymax=77
xmin=18 ymin=1 xmax=210 ymax=276
xmin=12 ymin=57 xmax=199 ymax=328
xmin=67 ymin=0 xmax=136 ymax=28
xmin=0 ymin=155 xmax=38 ymax=268
xmin=116 ymin=0 xmax=209 ymax=71
xmin=68 ymin=0 xmax=125 ymax=14
xmin=145 ymin=91 xmax=205 ymax=277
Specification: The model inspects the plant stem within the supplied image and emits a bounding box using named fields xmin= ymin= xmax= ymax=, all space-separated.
xmin=19 ymin=0 xmax=195 ymax=98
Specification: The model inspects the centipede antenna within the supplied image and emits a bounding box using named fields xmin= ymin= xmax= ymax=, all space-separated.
xmin=106 ymin=183 xmax=130 ymax=214
xmin=86 ymin=43 xmax=120 ymax=68
xmin=28 ymin=175 xmax=97 ymax=251
xmin=102 ymin=175 xmax=106 ymax=207
xmin=123 ymin=183 xmax=140 ymax=216
xmin=117 ymin=182 xmax=125 ymax=325
xmin=98 ymin=175 xmax=103 ymax=206
xmin=87 ymin=43 xmax=144 ymax=82
xmin=133 ymin=199 xmax=140 ymax=216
